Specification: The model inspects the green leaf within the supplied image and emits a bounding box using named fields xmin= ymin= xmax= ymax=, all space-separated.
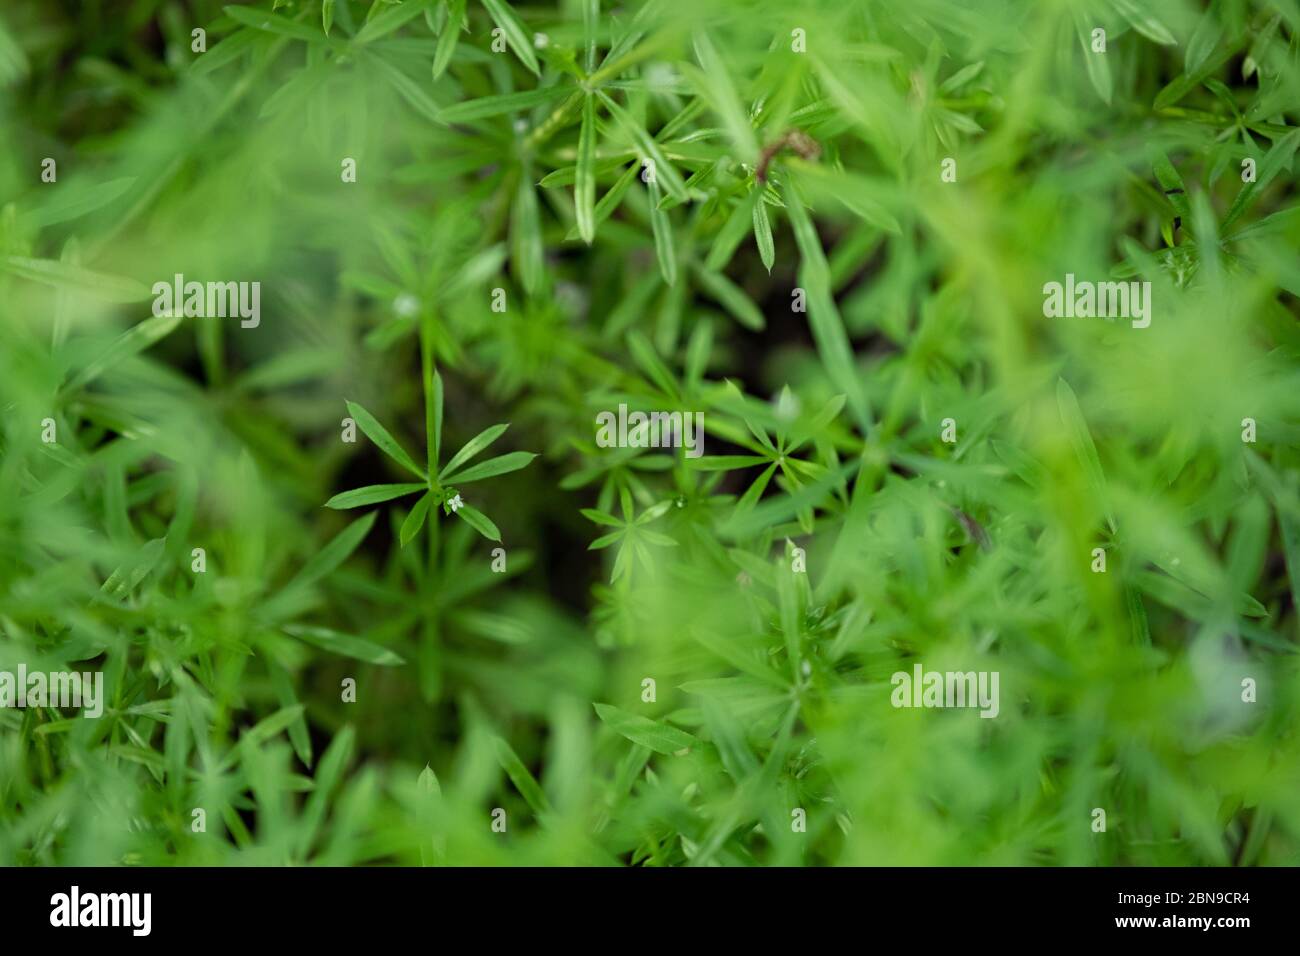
xmin=456 ymin=503 xmax=502 ymax=541
xmin=692 ymin=263 xmax=764 ymax=330
xmin=481 ymin=0 xmax=540 ymax=76
xmin=297 ymin=726 xmax=355 ymax=856
xmin=789 ymin=394 xmax=846 ymax=450
xmin=575 ymin=93 xmax=597 ymax=244
xmin=400 ymin=492 xmax=433 ymax=546
xmin=433 ymin=0 xmax=465 ymax=78
xmin=190 ymin=29 xmax=258 ymax=75
xmin=752 ymin=192 xmax=775 ymax=273
xmin=687 ymin=32 xmax=758 ymax=159
xmin=636 ymin=500 xmax=673 ymax=524
xmin=0 ymin=11 xmax=30 ymax=85
xmin=781 ymin=180 xmax=869 ymax=431
xmin=648 ymin=176 xmax=677 ymax=286
xmin=325 ymin=483 xmax=426 ymax=509
xmin=512 ymin=167 xmax=544 ymax=295
xmin=1056 ymin=378 xmax=1111 ymax=526
xmin=706 ymin=187 xmax=761 ymax=271
xmin=62 ymin=312 xmax=182 ymax=393
xmin=1225 ymin=205 xmax=1300 ymax=242
xmin=26 ymin=176 xmax=136 ymax=229
xmin=1185 ymin=1 xmax=1222 ymax=73
xmin=1151 ymin=149 xmax=1189 ymax=220
xmin=284 ymin=624 xmax=406 ymax=665
xmin=418 ymin=763 xmax=442 ymax=796
xmin=353 ymin=0 xmax=428 ymax=44
xmin=345 ymin=400 xmax=427 ymax=478
xmin=366 ymin=53 xmax=444 ymax=124
xmin=596 ymin=89 xmax=688 ymax=202
xmin=270 ymin=662 xmax=313 ymax=767
xmin=446 ymin=451 xmax=537 ymax=483
xmin=440 ymin=424 xmax=508 ymax=479
xmin=940 ymin=61 xmax=985 ymax=94
xmin=1076 ymin=21 xmax=1112 ymax=105
xmin=1111 ymin=0 xmax=1176 ymax=46
xmin=1 ymin=255 xmax=152 ymax=302
xmin=589 ymin=530 xmax=623 ymax=550
xmin=493 ymin=736 xmax=551 ymax=814
xmin=1222 ymin=128 xmax=1300 ymax=233
xmin=100 ymin=537 xmax=167 ymax=600
xmin=593 ymin=703 xmax=701 ymax=755
xmin=225 ymin=5 xmax=330 ymax=44
xmin=581 ymin=508 xmax=623 ymax=527
xmin=1153 ymin=46 xmax=1233 ymax=109
xmin=282 ymin=512 xmax=377 ymax=595
xmin=627 ymin=330 xmax=679 ymax=397
xmin=734 ymin=461 xmax=777 ymax=515
xmin=689 ymin=455 xmax=769 ymax=471
xmin=439 ymin=85 xmax=571 ymax=123
xmin=582 ymin=0 xmax=598 ymax=72
xmin=321 ymin=0 xmax=335 ymax=36
xmin=235 ymin=705 xmax=306 ymax=756
xmin=577 ymin=161 xmax=640 ymax=239
xmin=235 ymin=350 xmax=337 ymax=393
xmin=724 ymin=459 xmax=855 ymax=538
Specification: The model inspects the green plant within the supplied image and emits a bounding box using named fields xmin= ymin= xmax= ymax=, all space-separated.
xmin=1 ymin=0 xmax=1299 ymax=868
xmin=326 ymin=388 xmax=537 ymax=544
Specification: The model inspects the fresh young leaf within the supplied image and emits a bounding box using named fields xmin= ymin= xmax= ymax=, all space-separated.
xmin=440 ymin=424 xmax=509 ymax=479
xmin=481 ymin=0 xmax=540 ymax=76
xmin=284 ymin=624 xmax=406 ymax=665
xmin=575 ymin=93 xmax=597 ymax=244
xmin=325 ymin=483 xmax=427 ymax=509
xmin=456 ymin=503 xmax=502 ymax=541
xmin=445 ymin=451 xmax=537 ymax=483
xmin=345 ymin=400 xmax=428 ymax=478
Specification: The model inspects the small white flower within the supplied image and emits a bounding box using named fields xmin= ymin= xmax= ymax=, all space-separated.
xmin=533 ymin=32 xmax=549 ymax=49
xmin=448 ymin=494 xmax=464 ymax=513
xmin=394 ymin=293 xmax=419 ymax=318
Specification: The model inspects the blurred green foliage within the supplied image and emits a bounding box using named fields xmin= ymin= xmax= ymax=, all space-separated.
xmin=1 ymin=0 xmax=1300 ymax=866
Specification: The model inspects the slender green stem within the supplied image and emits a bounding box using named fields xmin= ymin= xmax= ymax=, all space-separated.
xmin=419 ymin=313 xmax=440 ymax=578
xmin=524 ymin=90 xmax=584 ymax=152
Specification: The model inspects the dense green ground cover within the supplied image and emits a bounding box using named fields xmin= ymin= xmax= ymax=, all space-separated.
xmin=1 ymin=0 xmax=1299 ymax=865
